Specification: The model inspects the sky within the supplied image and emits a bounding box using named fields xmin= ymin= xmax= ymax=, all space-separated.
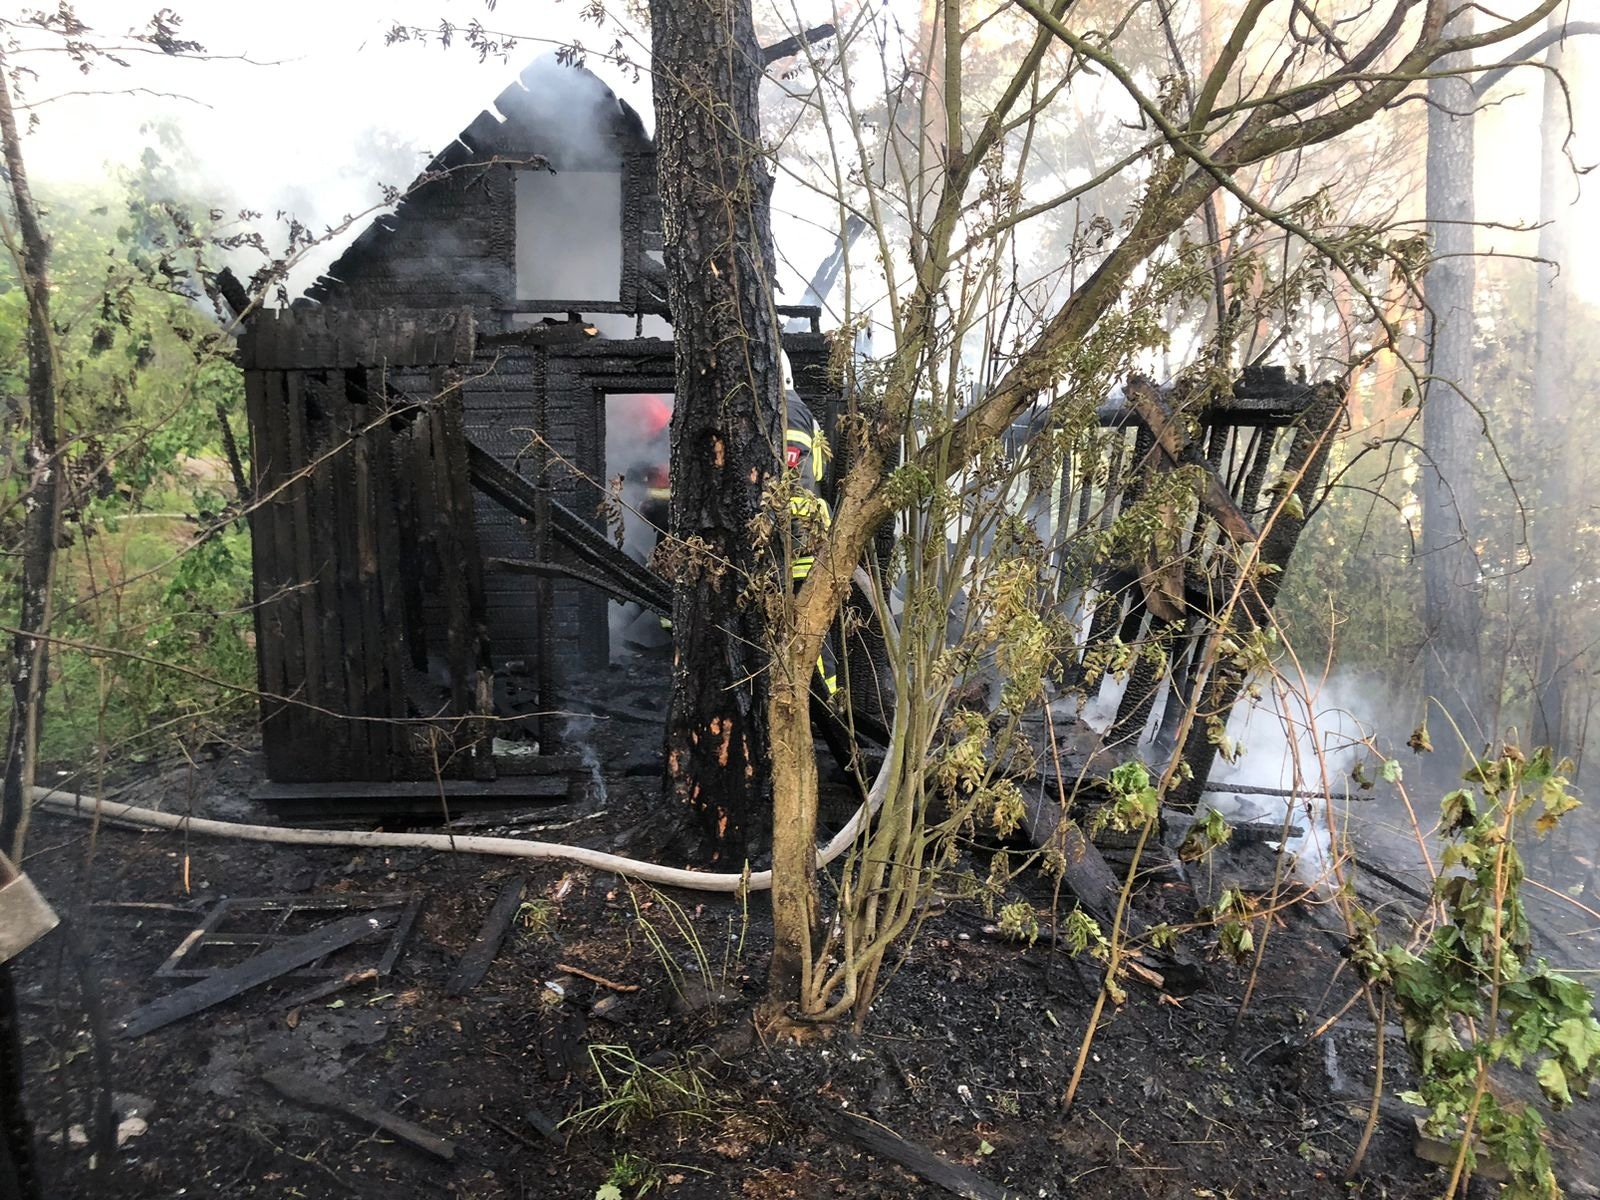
xmin=8 ymin=0 xmax=1599 ymax=308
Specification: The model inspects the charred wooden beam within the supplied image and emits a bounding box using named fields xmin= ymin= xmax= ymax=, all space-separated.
xmin=1169 ymin=383 xmax=1345 ymax=808
xmin=1021 ymin=786 xmax=1207 ymax=994
xmin=821 ymin=1107 xmax=1023 ymax=1200
xmin=760 ymin=23 xmax=837 ymax=66
xmin=237 ymin=308 xmax=476 ymax=372
xmin=466 ymin=440 xmax=672 ymax=615
xmin=446 ymin=876 xmax=526 ymax=995
xmin=118 ymin=911 xmax=398 ymax=1038
xmin=263 ymin=1069 xmax=457 ymax=1162
xmin=1124 ymin=378 xmax=1259 ymax=546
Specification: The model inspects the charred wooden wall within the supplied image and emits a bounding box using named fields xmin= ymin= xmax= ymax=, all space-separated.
xmin=239 ymin=309 xmax=493 ymax=785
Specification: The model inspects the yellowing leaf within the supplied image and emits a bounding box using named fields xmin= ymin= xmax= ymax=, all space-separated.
xmin=1551 ymin=1017 xmax=1600 ymax=1073
xmin=1537 ymin=1058 xmax=1572 ymax=1107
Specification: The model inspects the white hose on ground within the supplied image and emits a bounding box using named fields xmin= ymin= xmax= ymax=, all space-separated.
xmin=28 ymin=761 xmax=890 ymax=894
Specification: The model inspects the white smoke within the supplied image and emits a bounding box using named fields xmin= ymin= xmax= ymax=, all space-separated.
xmin=1204 ymin=671 xmax=1392 ymax=886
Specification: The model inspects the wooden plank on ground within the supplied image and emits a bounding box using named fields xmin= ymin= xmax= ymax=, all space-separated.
xmin=262 ymin=1067 xmax=456 ymax=1162
xmin=824 ymin=1108 xmax=1024 ymax=1200
xmin=118 ymin=910 xmax=398 ymax=1039
xmin=446 ymin=876 xmax=527 ymax=995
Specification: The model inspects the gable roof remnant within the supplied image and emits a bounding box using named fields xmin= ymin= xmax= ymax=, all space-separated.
xmin=304 ymin=57 xmax=650 ymax=307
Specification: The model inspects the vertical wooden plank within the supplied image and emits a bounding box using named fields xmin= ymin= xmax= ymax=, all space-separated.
xmin=304 ymin=371 xmax=353 ymax=780
xmin=261 ymin=369 xmax=310 ymax=775
xmin=395 ymin=411 xmax=431 ymax=675
xmin=435 ymin=365 xmax=495 ymax=779
xmin=367 ymin=375 xmax=412 ymax=773
xmin=325 ymin=370 xmax=375 ymax=780
xmin=427 ymin=370 xmax=472 ymax=774
xmin=1238 ymin=426 xmax=1277 ymax=516
xmin=243 ymin=368 xmax=289 ymax=778
xmin=532 ymin=350 xmax=553 ymax=750
xmin=348 ymin=368 xmax=389 ymax=778
xmin=283 ymin=372 xmax=323 ymax=739
xmin=404 ymin=395 xmax=452 ymax=774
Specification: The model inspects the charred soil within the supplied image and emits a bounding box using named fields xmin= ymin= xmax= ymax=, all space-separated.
xmin=11 ymin=661 xmax=1600 ymax=1199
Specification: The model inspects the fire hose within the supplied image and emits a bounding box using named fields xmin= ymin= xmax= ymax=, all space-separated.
xmin=28 ymin=759 xmax=889 ymax=895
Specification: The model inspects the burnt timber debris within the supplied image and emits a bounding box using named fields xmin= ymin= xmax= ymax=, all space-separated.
xmin=234 ymin=57 xmax=1341 ymax=844
xmin=118 ymin=909 xmax=401 ymax=1039
xmin=820 ymin=1106 xmax=1026 ymax=1200
xmin=445 ymin=875 xmax=527 ymax=996
xmin=262 ymin=1068 xmax=458 ymax=1163
xmin=153 ymin=893 xmax=420 ymax=982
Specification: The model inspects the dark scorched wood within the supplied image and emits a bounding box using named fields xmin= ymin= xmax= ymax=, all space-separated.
xmin=117 ymin=910 xmax=399 ymax=1038
xmin=652 ymin=0 xmax=785 ymax=859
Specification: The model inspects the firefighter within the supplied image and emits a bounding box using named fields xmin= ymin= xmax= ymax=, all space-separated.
xmin=640 ymin=462 xmax=672 ymax=553
xmin=781 ymin=352 xmax=838 ymax=697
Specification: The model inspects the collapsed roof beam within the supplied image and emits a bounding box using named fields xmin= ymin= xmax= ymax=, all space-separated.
xmin=761 ymin=24 xmax=836 ymax=66
xmin=465 ymin=440 xmax=673 ymax=616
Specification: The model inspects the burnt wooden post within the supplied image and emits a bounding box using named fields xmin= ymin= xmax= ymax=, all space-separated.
xmin=1169 ymin=381 xmax=1344 ymax=809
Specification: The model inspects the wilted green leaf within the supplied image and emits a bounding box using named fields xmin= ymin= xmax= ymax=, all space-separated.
xmin=1551 ymin=1018 xmax=1600 ymax=1074
xmin=1537 ymin=1059 xmax=1571 ymax=1107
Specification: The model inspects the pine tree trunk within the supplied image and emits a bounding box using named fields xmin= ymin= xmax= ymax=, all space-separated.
xmin=652 ymin=0 xmax=783 ymax=862
xmin=1419 ymin=14 xmax=1486 ymax=765
xmin=1529 ymin=17 xmax=1571 ymax=754
xmin=0 ymin=55 xmax=63 ymax=862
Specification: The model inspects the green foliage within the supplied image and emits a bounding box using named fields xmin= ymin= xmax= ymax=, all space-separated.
xmin=517 ymin=899 xmax=558 ymax=938
xmin=595 ymin=1153 xmax=666 ymax=1200
xmin=1352 ymin=746 xmax=1599 ymax=1199
xmin=625 ymin=882 xmax=748 ymax=1002
xmin=1062 ymin=908 xmax=1110 ymax=959
xmin=0 ymin=162 xmax=256 ymax=768
xmin=1089 ymin=760 xmax=1159 ymax=836
xmin=1177 ymin=806 xmax=1232 ymax=862
xmin=1207 ymin=886 xmax=1259 ymax=962
xmin=997 ymin=899 xmax=1041 ymax=946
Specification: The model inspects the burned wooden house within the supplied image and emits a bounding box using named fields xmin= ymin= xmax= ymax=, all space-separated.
xmin=235 ymin=57 xmax=1341 ymax=811
xmin=236 ymin=58 xmax=831 ymax=800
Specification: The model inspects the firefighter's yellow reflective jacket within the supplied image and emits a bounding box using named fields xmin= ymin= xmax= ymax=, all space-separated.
xmin=785 ymin=392 xmax=831 ymax=583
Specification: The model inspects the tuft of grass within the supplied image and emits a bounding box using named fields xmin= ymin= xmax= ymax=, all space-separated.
xmin=563 ymin=1044 xmax=721 ymax=1135
xmin=517 ymin=898 xmax=557 ymax=937
xmin=625 ymin=882 xmax=749 ymax=1006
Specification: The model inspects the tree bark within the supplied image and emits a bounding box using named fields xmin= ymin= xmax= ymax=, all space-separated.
xmin=652 ymin=0 xmax=784 ymax=863
xmin=1529 ymin=16 xmax=1571 ymax=754
xmin=0 ymin=55 xmax=64 ymax=861
xmin=1419 ymin=12 xmax=1487 ymax=765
